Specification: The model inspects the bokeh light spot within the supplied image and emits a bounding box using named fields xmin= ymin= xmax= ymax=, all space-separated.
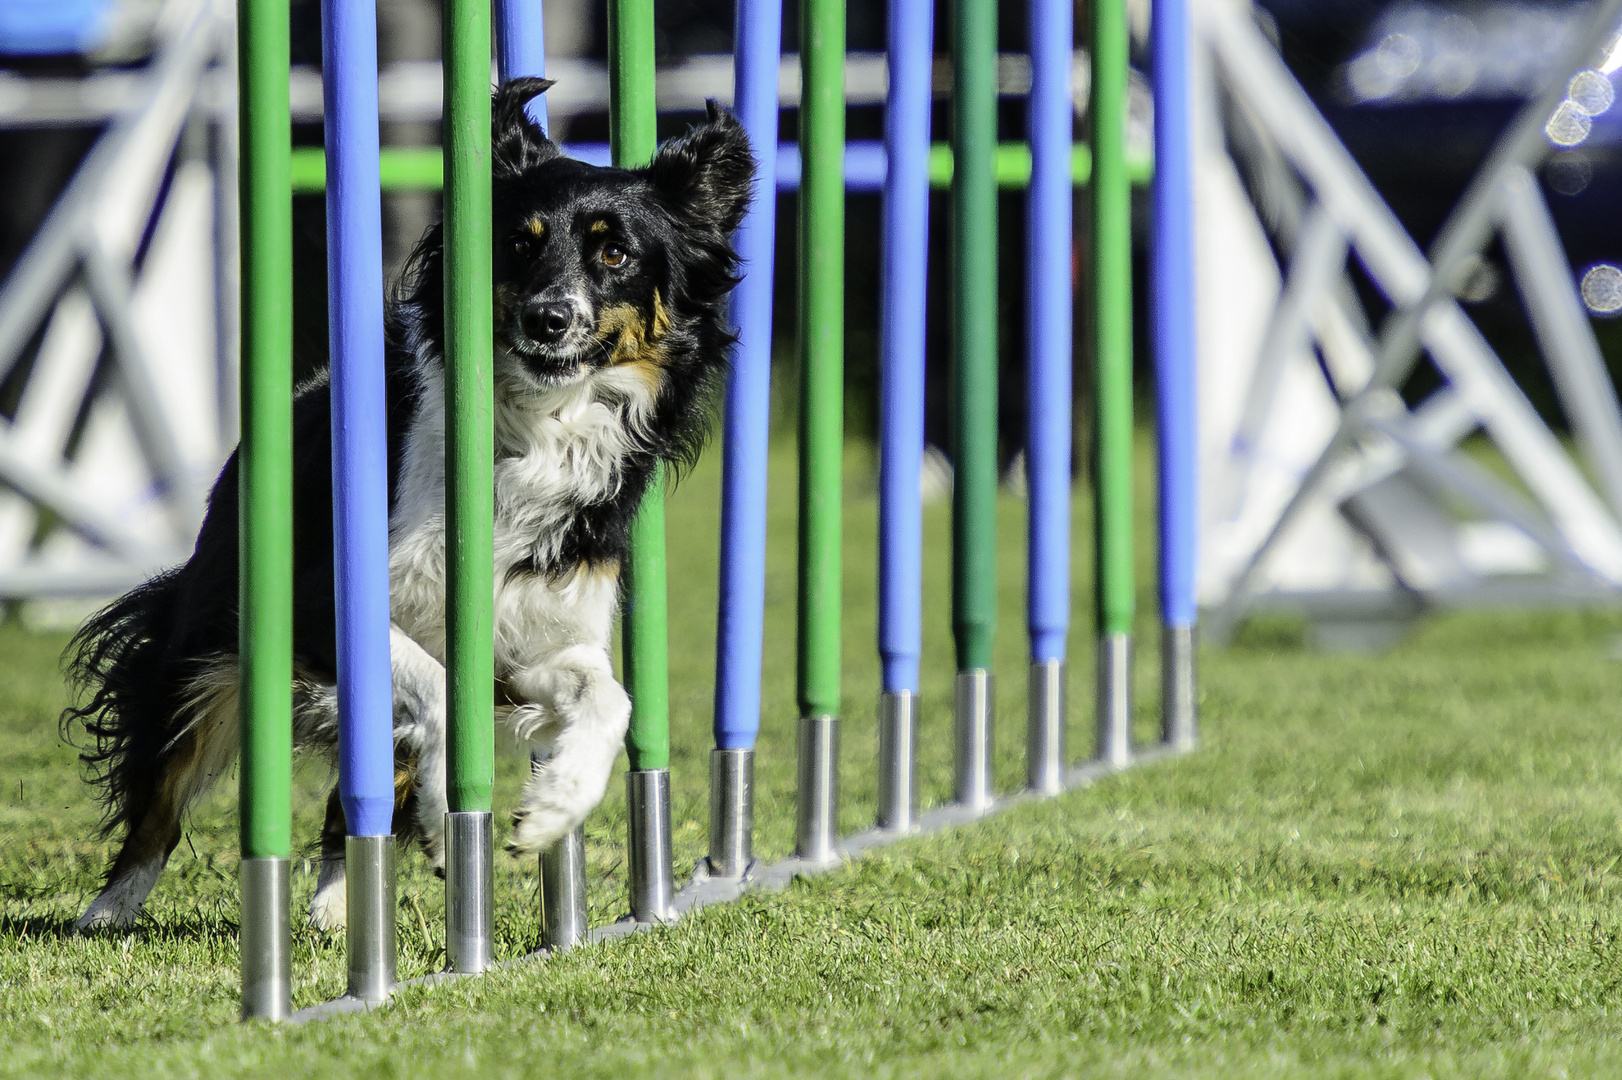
xmin=1568 ymin=69 xmax=1616 ymax=116
xmin=1546 ymin=100 xmax=1593 ymax=147
xmin=1580 ymin=264 xmax=1622 ymax=316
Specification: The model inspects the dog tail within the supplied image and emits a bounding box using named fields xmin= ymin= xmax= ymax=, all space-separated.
xmin=60 ymin=568 xmax=190 ymax=840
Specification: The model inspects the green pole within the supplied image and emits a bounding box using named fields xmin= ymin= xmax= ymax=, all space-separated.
xmin=441 ymin=0 xmax=496 ymax=973
xmin=794 ymin=0 xmax=843 ymax=861
xmin=608 ymin=0 xmax=668 ymax=773
xmin=950 ymin=0 xmax=997 ymax=810
xmin=1091 ymin=0 xmax=1135 ymax=764
xmin=797 ymin=0 xmax=843 ymax=723
xmin=238 ymin=0 xmax=293 ymax=868
xmin=609 ymin=0 xmax=676 ymax=919
xmin=442 ymin=0 xmax=494 ymax=814
xmin=237 ymin=0 xmax=293 ymax=1021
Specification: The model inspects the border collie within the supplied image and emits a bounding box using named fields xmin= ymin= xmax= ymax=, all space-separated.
xmin=63 ymin=78 xmax=753 ymax=932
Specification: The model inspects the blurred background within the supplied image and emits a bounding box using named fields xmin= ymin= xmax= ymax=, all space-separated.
xmin=0 ymin=0 xmax=1618 ymax=645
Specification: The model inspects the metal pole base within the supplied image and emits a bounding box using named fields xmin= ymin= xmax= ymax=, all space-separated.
xmin=627 ymin=768 xmax=675 ymax=922
xmin=1027 ymin=659 xmax=1066 ymax=794
xmin=540 ymin=825 xmax=588 ymax=951
xmin=444 ymin=810 xmax=493 ymax=973
xmin=345 ymin=835 xmax=396 ymax=1002
xmin=795 ymin=714 xmax=840 ymax=863
xmin=707 ymin=748 xmax=755 ymax=879
xmin=1096 ymin=632 xmax=1133 ymax=767
xmin=954 ymin=669 xmax=995 ymax=811
xmin=877 ymin=690 xmax=918 ymax=832
xmin=240 ymin=856 xmax=291 ymax=1022
xmin=1162 ymin=624 xmax=1199 ymax=751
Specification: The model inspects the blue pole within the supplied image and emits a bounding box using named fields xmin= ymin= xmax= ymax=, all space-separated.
xmin=323 ymin=0 xmax=392 ymax=842
xmin=875 ymin=0 xmax=931 ymax=830
xmin=1025 ymin=0 xmax=1073 ymax=792
xmin=878 ymin=0 xmax=931 ymax=699
xmin=322 ymin=0 xmax=397 ymax=999
xmin=1026 ymin=0 xmax=1073 ymax=666
xmin=1152 ymin=0 xmax=1199 ymax=747
xmin=712 ymin=0 xmax=779 ymax=754
xmin=495 ymin=0 xmax=548 ymax=129
xmin=706 ymin=0 xmax=780 ymax=877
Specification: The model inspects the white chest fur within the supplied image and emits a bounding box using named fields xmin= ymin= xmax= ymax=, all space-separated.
xmin=386 ymin=362 xmax=654 ymax=675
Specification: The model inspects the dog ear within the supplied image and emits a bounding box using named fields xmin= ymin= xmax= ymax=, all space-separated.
xmin=493 ymin=77 xmax=560 ymax=179
xmin=647 ymin=100 xmax=755 ymax=236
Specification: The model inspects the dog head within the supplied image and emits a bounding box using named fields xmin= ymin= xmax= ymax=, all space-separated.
xmin=398 ymin=78 xmax=753 ymax=440
xmin=491 ymin=79 xmax=752 ymax=393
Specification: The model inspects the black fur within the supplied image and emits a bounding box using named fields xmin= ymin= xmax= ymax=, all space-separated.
xmin=62 ymin=78 xmax=753 ymax=918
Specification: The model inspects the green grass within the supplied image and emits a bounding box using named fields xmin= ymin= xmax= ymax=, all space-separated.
xmin=5 ymin=434 xmax=1622 ymax=1077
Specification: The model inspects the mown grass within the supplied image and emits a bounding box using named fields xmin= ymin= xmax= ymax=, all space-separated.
xmin=4 ymin=433 xmax=1622 ymax=1077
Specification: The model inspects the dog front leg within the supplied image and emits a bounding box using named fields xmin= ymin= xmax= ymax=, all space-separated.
xmin=308 ymin=787 xmax=348 ymax=930
xmin=504 ymin=645 xmax=630 ymax=855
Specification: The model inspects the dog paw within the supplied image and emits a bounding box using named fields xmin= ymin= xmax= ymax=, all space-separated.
xmin=505 ymin=805 xmax=571 ymax=856
xmin=307 ymin=881 xmax=347 ymax=932
xmin=75 ymin=879 xmax=148 ymax=934
xmin=74 ymin=902 xmax=136 ymax=935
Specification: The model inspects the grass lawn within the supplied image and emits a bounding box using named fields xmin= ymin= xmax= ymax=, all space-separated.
xmin=5 ymin=434 xmax=1622 ymax=1077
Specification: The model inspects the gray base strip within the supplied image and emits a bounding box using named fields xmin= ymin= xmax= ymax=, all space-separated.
xmin=288 ymin=741 xmax=1190 ymax=1024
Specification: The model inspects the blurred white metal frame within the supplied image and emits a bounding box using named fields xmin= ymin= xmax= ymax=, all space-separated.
xmin=0 ymin=0 xmax=235 ymax=613
xmin=1194 ymin=0 xmax=1622 ymax=645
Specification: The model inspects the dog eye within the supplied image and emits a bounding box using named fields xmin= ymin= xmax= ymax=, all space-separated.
xmin=601 ymin=245 xmax=627 ymax=267
xmin=513 ymin=237 xmax=532 ymax=258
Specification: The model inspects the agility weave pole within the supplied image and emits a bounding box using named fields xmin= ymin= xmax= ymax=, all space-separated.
xmin=323 ymin=0 xmax=397 ymax=1003
xmin=1151 ymin=0 xmax=1199 ymax=749
xmin=236 ymin=0 xmax=295 ymax=1022
xmin=949 ymin=0 xmax=997 ymax=815
xmin=876 ymin=0 xmax=930 ymax=830
xmin=235 ymin=0 xmax=1202 ymax=1021
xmin=610 ymin=0 xmax=679 ymax=925
xmin=793 ymin=0 xmax=845 ymax=865
xmin=1091 ymin=0 xmax=1134 ymax=766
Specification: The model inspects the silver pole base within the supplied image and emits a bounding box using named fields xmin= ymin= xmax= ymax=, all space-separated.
xmin=1096 ymin=632 xmax=1133 ymax=767
xmin=444 ymin=810 xmax=494 ymax=973
xmin=540 ymin=825 xmax=588 ymax=951
xmin=1027 ymin=659 xmax=1067 ymax=794
xmin=795 ymin=714 xmax=840 ymax=863
xmin=954 ymin=669 xmax=995 ymax=811
xmin=707 ymin=748 xmax=755 ymax=879
xmin=1162 ymin=624 xmax=1199 ymax=751
xmin=877 ymin=690 xmax=917 ymax=832
xmin=627 ymin=768 xmax=675 ymax=922
xmin=240 ymin=856 xmax=291 ymax=1022
xmin=345 ymin=834 xmax=396 ymax=1002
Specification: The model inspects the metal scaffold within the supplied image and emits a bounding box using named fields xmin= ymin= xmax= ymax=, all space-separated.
xmin=1194 ymin=0 xmax=1622 ymax=647
xmin=0 ymin=0 xmax=237 ymax=612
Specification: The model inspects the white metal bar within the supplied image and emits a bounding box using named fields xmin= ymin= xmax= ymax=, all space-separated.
xmin=0 ymin=0 xmax=218 ymax=379
xmin=1497 ymin=164 xmax=1622 ymax=521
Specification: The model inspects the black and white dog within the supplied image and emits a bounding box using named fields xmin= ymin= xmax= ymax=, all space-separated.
xmin=63 ymin=78 xmax=753 ymax=932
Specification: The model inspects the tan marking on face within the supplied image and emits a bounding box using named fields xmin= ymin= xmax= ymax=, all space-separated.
xmin=651 ymin=289 xmax=671 ymax=339
xmin=595 ymin=303 xmax=667 ymax=367
xmin=589 ymin=219 xmax=609 ymax=235
xmin=524 ymin=217 xmax=546 ymax=238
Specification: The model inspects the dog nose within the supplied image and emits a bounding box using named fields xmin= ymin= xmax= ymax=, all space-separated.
xmin=522 ymin=302 xmax=574 ymax=345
